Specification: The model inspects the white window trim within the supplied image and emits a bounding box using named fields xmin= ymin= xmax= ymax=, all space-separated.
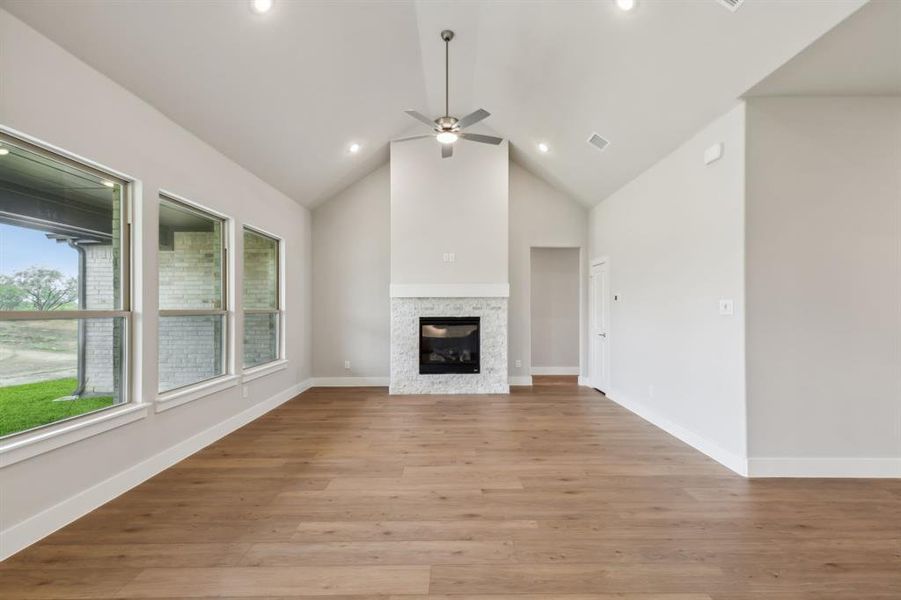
xmin=241 ymin=224 xmax=285 ymax=374
xmin=0 ymin=403 xmax=149 ymax=468
xmin=0 ymin=125 xmax=139 ymax=455
xmin=155 ymin=374 xmax=240 ymax=413
xmin=242 ymin=358 xmax=288 ymax=383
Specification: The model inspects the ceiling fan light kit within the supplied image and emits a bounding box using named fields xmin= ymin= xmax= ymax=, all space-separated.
xmin=436 ymin=132 xmax=458 ymax=144
xmin=396 ymin=29 xmax=503 ymax=158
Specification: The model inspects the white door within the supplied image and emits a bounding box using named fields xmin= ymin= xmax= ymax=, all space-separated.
xmin=589 ymin=260 xmax=609 ymax=393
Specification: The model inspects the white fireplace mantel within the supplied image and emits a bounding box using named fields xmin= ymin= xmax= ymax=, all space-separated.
xmin=389 ymin=283 xmax=509 ymax=298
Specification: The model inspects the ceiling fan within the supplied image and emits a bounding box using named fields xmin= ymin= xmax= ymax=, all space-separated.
xmin=395 ymin=30 xmax=503 ymax=159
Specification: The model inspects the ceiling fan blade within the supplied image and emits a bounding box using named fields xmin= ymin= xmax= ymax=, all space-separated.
xmin=456 ymin=108 xmax=490 ymax=129
xmin=404 ymin=110 xmax=437 ymax=128
xmin=441 ymin=143 xmax=453 ymax=159
xmin=460 ymin=132 xmax=503 ymax=145
xmin=393 ymin=134 xmax=433 ymax=143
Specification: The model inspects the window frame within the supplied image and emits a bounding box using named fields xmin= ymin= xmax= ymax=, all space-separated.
xmin=241 ymin=224 xmax=284 ymax=374
xmin=156 ymin=191 xmax=233 ymax=402
xmin=0 ymin=127 xmax=135 ymax=442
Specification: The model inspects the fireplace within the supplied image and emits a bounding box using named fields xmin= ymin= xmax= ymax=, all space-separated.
xmin=419 ymin=316 xmax=480 ymax=374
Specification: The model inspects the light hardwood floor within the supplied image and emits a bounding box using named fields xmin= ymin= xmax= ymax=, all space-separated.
xmin=2 ymin=379 xmax=900 ymax=598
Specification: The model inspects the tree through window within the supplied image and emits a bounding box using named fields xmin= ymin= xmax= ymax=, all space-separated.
xmin=0 ymin=132 xmax=130 ymax=438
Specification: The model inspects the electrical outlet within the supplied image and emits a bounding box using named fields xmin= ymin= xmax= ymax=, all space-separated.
xmin=344 ymin=360 xmax=351 ymax=370
xmin=242 ymin=385 xmax=249 ymax=399
xmin=515 ymin=359 xmax=522 ymax=368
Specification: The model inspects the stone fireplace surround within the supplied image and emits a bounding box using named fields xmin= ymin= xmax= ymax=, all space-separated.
xmin=390 ymin=293 xmax=508 ymax=395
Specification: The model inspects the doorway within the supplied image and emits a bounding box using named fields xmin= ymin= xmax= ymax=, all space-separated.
xmin=529 ymin=247 xmax=580 ymax=380
xmin=588 ymin=258 xmax=610 ymax=393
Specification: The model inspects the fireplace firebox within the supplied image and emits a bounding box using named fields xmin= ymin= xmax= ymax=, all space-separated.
xmin=419 ymin=316 xmax=480 ymax=374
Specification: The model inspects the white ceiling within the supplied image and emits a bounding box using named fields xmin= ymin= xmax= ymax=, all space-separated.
xmin=0 ymin=0 xmax=869 ymax=207
xmin=748 ymin=0 xmax=901 ymax=97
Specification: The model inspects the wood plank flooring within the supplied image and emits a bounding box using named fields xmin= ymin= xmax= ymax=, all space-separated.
xmin=2 ymin=382 xmax=900 ymax=598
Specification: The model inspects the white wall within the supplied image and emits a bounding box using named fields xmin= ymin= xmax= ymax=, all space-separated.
xmin=390 ymin=139 xmax=509 ymax=286
xmin=530 ymin=247 xmax=580 ymax=370
xmin=312 ymin=165 xmax=390 ymax=378
xmin=0 ymin=9 xmax=312 ymax=554
xmin=588 ymin=104 xmax=747 ymax=472
xmin=508 ymin=163 xmax=587 ymax=380
xmin=309 ymin=159 xmax=585 ymax=382
xmin=745 ymin=97 xmax=901 ymax=474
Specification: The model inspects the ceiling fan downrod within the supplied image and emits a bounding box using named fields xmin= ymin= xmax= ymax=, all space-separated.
xmin=441 ymin=29 xmax=454 ymax=119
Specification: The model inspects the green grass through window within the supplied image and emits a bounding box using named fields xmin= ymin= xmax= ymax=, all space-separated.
xmin=0 ymin=378 xmax=114 ymax=437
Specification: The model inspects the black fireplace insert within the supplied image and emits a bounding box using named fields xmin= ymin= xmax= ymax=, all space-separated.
xmin=419 ymin=316 xmax=480 ymax=374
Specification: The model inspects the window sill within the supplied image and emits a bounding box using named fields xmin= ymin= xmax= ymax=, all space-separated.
xmin=242 ymin=359 xmax=288 ymax=383
xmin=0 ymin=403 xmax=149 ymax=468
xmin=156 ymin=375 xmax=240 ymax=413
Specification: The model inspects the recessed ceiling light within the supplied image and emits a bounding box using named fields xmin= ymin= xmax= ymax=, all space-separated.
xmin=436 ymin=132 xmax=458 ymax=144
xmin=102 ymin=180 xmax=115 ymax=188
xmin=537 ymin=142 xmax=549 ymax=153
xmin=251 ymin=0 xmax=273 ymax=14
xmin=0 ymin=148 xmax=8 ymax=156
xmin=615 ymin=0 xmax=636 ymax=11
xmin=348 ymin=143 xmax=361 ymax=154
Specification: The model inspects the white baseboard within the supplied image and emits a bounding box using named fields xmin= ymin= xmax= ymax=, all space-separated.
xmin=310 ymin=376 xmax=390 ymax=387
xmin=604 ymin=388 xmax=749 ymax=477
xmin=0 ymin=379 xmax=313 ymax=560
xmin=508 ymin=376 xmax=533 ymax=386
xmin=530 ymin=366 xmax=580 ymax=376
xmin=578 ymin=376 xmax=590 ymax=387
xmin=748 ymin=457 xmax=901 ymax=478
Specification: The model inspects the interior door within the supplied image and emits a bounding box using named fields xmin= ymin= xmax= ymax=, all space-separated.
xmin=589 ymin=260 xmax=609 ymax=393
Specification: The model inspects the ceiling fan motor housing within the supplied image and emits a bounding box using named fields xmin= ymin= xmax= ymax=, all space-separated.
xmin=436 ymin=116 xmax=459 ymax=131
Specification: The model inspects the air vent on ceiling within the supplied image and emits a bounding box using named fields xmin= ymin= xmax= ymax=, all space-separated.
xmin=716 ymin=0 xmax=744 ymax=12
xmin=587 ymin=133 xmax=609 ymax=152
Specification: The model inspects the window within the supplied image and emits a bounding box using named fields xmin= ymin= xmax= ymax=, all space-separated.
xmin=0 ymin=132 xmax=130 ymax=438
xmin=158 ymin=195 xmax=227 ymax=393
xmin=242 ymin=227 xmax=281 ymax=369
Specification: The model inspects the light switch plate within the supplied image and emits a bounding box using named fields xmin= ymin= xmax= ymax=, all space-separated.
xmin=719 ymin=299 xmax=734 ymax=315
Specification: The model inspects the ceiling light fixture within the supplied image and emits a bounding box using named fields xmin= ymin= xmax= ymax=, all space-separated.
xmin=615 ymin=0 xmax=636 ymax=11
xmin=348 ymin=143 xmax=361 ymax=154
xmin=250 ymin=0 xmax=273 ymax=14
xmin=538 ymin=142 xmax=549 ymax=153
xmin=436 ymin=131 xmax=459 ymax=145
xmin=0 ymin=148 xmax=8 ymax=156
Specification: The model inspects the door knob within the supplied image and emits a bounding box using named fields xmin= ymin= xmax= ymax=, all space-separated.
xmin=599 ymin=332 xmax=607 ymax=338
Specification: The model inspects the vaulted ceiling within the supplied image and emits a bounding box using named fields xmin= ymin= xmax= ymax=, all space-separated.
xmin=747 ymin=0 xmax=901 ymax=97
xmin=0 ymin=0 xmax=868 ymax=207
